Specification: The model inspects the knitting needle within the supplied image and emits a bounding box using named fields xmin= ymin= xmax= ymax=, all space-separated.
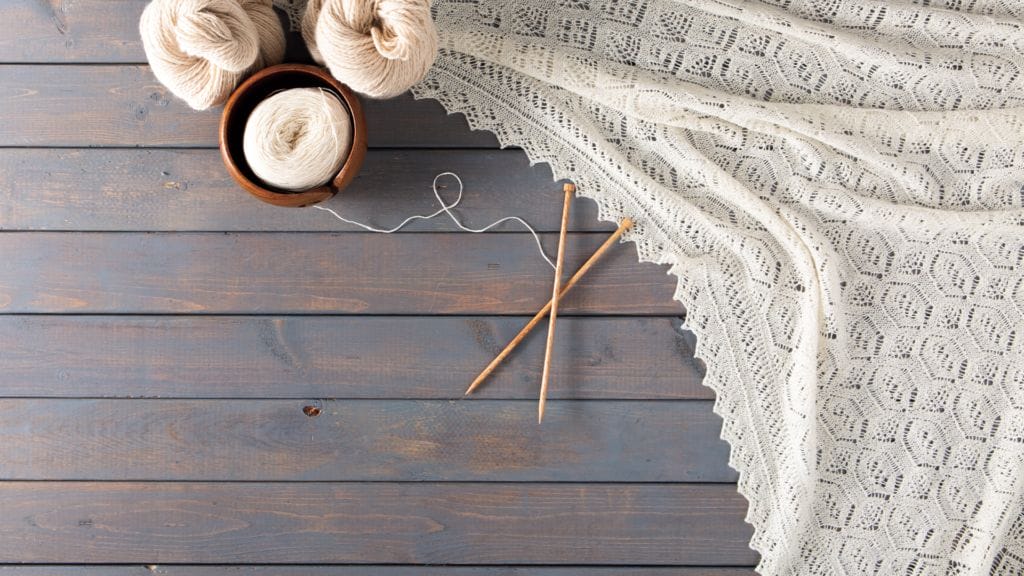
xmin=538 ymin=183 xmax=574 ymax=423
xmin=464 ymin=216 xmax=634 ymax=396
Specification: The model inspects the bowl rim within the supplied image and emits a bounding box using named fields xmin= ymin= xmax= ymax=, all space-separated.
xmin=219 ymin=63 xmax=368 ymax=208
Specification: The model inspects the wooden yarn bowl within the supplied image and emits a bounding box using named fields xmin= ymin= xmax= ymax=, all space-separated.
xmin=220 ymin=64 xmax=368 ymax=207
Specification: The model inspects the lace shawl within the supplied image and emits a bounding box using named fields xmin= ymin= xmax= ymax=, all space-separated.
xmin=283 ymin=1 xmax=1024 ymax=573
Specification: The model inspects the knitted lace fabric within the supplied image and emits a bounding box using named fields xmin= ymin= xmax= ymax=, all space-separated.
xmin=272 ymin=0 xmax=305 ymax=29
xmin=407 ymin=1 xmax=1024 ymax=574
xmin=268 ymin=0 xmax=1023 ymax=571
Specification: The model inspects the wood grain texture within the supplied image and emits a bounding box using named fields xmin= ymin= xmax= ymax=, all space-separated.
xmin=0 ymin=66 xmax=495 ymax=148
xmin=0 ymin=4 xmax=750 ymax=568
xmin=0 ymin=0 xmax=145 ymax=63
xmin=0 ymin=568 xmax=758 ymax=576
xmin=0 ymin=233 xmax=678 ymax=314
xmin=0 ymin=483 xmax=757 ymax=565
xmin=0 ymin=0 xmax=355 ymax=66
xmin=0 ymin=316 xmax=706 ymax=399
xmin=0 ymin=149 xmax=611 ymax=232
xmin=0 ymin=399 xmax=734 ymax=482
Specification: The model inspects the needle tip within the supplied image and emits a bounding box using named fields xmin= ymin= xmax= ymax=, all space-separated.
xmin=563 ymin=183 xmax=576 ymax=194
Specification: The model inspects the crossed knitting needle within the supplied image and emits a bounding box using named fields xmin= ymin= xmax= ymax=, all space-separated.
xmin=465 ymin=182 xmax=633 ymax=422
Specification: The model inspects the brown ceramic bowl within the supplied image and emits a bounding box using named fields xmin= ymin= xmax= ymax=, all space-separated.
xmin=220 ymin=64 xmax=368 ymax=207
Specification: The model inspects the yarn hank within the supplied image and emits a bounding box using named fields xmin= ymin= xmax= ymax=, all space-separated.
xmin=302 ymin=0 xmax=439 ymax=99
xmin=140 ymin=0 xmax=285 ymax=110
xmin=243 ymin=87 xmax=354 ymax=192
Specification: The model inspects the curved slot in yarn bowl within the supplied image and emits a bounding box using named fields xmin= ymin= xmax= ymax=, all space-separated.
xmin=220 ymin=63 xmax=368 ymax=207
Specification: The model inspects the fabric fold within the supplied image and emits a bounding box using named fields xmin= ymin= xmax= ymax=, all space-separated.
xmin=412 ymin=1 xmax=1024 ymax=574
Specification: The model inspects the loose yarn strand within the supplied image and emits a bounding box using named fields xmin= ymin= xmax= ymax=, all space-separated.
xmin=314 ymin=172 xmax=557 ymax=269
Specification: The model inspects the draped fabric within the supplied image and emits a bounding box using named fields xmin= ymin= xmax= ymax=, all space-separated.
xmin=274 ymin=0 xmax=1024 ymax=573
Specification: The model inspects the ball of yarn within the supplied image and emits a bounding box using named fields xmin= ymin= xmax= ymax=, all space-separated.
xmin=140 ymin=0 xmax=286 ymax=110
xmin=302 ymin=0 xmax=439 ymax=99
xmin=243 ymin=88 xmax=354 ymax=191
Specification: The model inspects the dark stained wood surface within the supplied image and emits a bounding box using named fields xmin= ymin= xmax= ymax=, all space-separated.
xmin=0 ymin=232 xmax=677 ymax=314
xmin=0 ymin=0 xmax=147 ymax=63
xmin=0 ymin=316 xmax=707 ymax=399
xmin=0 ymin=568 xmax=757 ymax=576
xmin=0 ymin=149 xmax=612 ymax=232
xmin=0 ymin=399 xmax=734 ymax=481
xmin=0 ymin=483 xmax=756 ymax=565
xmin=0 ymin=1 xmax=753 ymax=572
xmin=0 ymin=66 xmax=495 ymax=148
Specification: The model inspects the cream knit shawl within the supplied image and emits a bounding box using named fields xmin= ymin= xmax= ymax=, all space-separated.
xmin=408 ymin=1 xmax=1024 ymax=574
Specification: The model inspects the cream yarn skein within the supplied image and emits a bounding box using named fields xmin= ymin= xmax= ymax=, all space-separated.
xmin=242 ymin=0 xmax=287 ymax=67
xmin=243 ymin=88 xmax=354 ymax=191
xmin=302 ymin=0 xmax=438 ymax=99
xmin=140 ymin=0 xmax=286 ymax=110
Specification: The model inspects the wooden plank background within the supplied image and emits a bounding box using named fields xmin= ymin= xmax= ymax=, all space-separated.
xmin=1 ymin=0 xmax=148 ymax=63
xmin=0 ymin=232 xmax=677 ymax=314
xmin=0 ymin=565 xmax=761 ymax=569
xmin=0 ymin=66 xmax=495 ymax=148
xmin=0 ymin=149 xmax=614 ymax=232
xmin=0 ymin=483 xmax=754 ymax=565
xmin=0 ymin=316 xmax=708 ymax=399
xmin=0 ymin=0 xmax=755 ymax=573
xmin=0 ymin=399 xmax=735 ymax=481
xmin=0 ymin=565 xmax=757 ymax=569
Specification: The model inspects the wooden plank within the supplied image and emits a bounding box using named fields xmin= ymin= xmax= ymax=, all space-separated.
xmin=0 ymin=0 xmax=377 ymax=66
xmin=0 ymin=316 xmax=706 ymax=399
xmin=0 ymin=399 xmax=733 ymax=482
xmin=0 ymin=0 xmax=146 ymax=64
xmin=0 ymin=483 xmax=757 ymax=565
xmin=0 ymin=567 xmax=758 ymax=576
xmin=0 ymin=0 xmax=312 ymax=65
xmin=0 ymin=66 xmax=496 ymax=148
xmin=0 ymin=149 xmax=611 ymax=232
xmin=0 ymin=233 xmax=678 ymax=314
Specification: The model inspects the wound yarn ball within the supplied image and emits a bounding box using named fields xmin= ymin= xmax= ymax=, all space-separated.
xmin=243 ymin=88 xmax=354 ymax=191
xmin=140 ymin=0 xmax=286 ymax=110
xmin=302 ymin=0 xmax=439 ymax=99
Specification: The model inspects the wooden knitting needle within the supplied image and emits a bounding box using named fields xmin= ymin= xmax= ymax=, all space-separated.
xmin=538 ymin=183 xmax=574 ymax=423
xmin=464 ymin=216 xmax=634 ymax=396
